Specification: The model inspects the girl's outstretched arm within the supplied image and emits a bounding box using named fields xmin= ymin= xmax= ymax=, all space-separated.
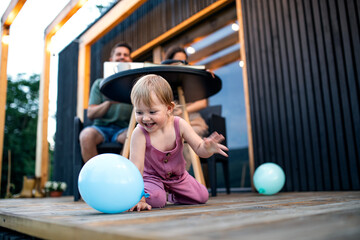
xmin=128 ymin=127 xmax=152 ymax=211
xmin=202 ymin=131 xmax=229 ymax=157
xmin=129 ymin=126 xmax=146 ymax=174
xmin=179 ymin=118 xmax=228 ymax=158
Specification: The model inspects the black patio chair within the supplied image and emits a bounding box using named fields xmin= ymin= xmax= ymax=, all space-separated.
xmin=199 ymin=105 xmax=230 ymax=196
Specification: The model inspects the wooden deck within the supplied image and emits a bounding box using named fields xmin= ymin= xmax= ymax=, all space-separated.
xmin=1 ymin=191 xmax=360 ymax=240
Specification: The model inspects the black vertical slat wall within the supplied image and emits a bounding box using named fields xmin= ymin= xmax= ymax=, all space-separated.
xmin=242 ymin=0 xmax=360 ymax=191
xmin=53 ymin=42 xmax=79 ymax=195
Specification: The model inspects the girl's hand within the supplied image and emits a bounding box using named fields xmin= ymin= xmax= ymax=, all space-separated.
xmin=203 ymin=132 xmax=229 ymax=157
xmin=129 ymin=198 xmax=152 ymax=212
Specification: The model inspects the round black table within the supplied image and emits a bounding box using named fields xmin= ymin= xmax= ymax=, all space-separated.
xmin=99 ymin=65 xmax=222 ymax=103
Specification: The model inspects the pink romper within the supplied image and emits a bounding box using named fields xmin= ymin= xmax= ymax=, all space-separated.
xmin=139 ymin=116 xmax=209 ymax=208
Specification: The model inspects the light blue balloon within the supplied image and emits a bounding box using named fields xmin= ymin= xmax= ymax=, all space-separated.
xmin=78 ymin=153 xmax=144 ymax=213
xmin=253 ymin=163 xmax=285 ymax=195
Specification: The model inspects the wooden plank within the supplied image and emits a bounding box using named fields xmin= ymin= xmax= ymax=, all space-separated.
xmin=0 ymin=27 xmax=10 ymax=194
xmin=0 ymin=0 xmax=27 ymax=198
xmin=223 ymin=208 xmax=360 ymax=240
xmin=1 ymin=0 xmax=26 ymax=26
xmin=35 ymin=36 xmax=51 ymax=186
xmin=76 ymin=44 xmax=91 ymax=120
xmin=44 ymin=0 xmax=88 ymax=37
xmin=0 ymin=192 xmax=360 ymax=240
xmin=0 ymin=213 xmax=140 ymax=240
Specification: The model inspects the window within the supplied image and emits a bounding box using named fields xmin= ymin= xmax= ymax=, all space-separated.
xmin=186 ymin=22 xmax=248 ymax=149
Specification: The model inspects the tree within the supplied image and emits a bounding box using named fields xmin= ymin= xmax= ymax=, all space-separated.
xmin=1 ymin=74 xmax=40 ymax=197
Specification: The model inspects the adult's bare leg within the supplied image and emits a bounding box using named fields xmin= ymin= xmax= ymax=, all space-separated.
xmin=116 ymin=128 xmax=128 ymax=144
xmin=79 ymin=127 xmax=104 ymax=163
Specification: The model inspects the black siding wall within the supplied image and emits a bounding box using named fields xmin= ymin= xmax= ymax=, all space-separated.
xmin=242 ymin=0 xmax=360 ymax=191
xmin=53 ymin=42 xmax=79 ymax=195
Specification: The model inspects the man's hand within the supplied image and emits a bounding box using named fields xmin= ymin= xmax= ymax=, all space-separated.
xmin=87 ymin=100 xmax=121 ymax=120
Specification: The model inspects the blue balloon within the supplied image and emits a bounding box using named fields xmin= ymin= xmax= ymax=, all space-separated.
xmin=78 ymin=153 xmax=144 ymax=213
xmin=253 ymin=163 xmax=285 ymax=195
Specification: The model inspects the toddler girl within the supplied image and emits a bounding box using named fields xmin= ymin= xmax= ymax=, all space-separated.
xmin=129 ymin=74 xmax=228 ymax=211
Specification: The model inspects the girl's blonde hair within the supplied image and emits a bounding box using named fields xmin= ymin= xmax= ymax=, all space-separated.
xmin=131 ymin=74 xmax=174 ymax=107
